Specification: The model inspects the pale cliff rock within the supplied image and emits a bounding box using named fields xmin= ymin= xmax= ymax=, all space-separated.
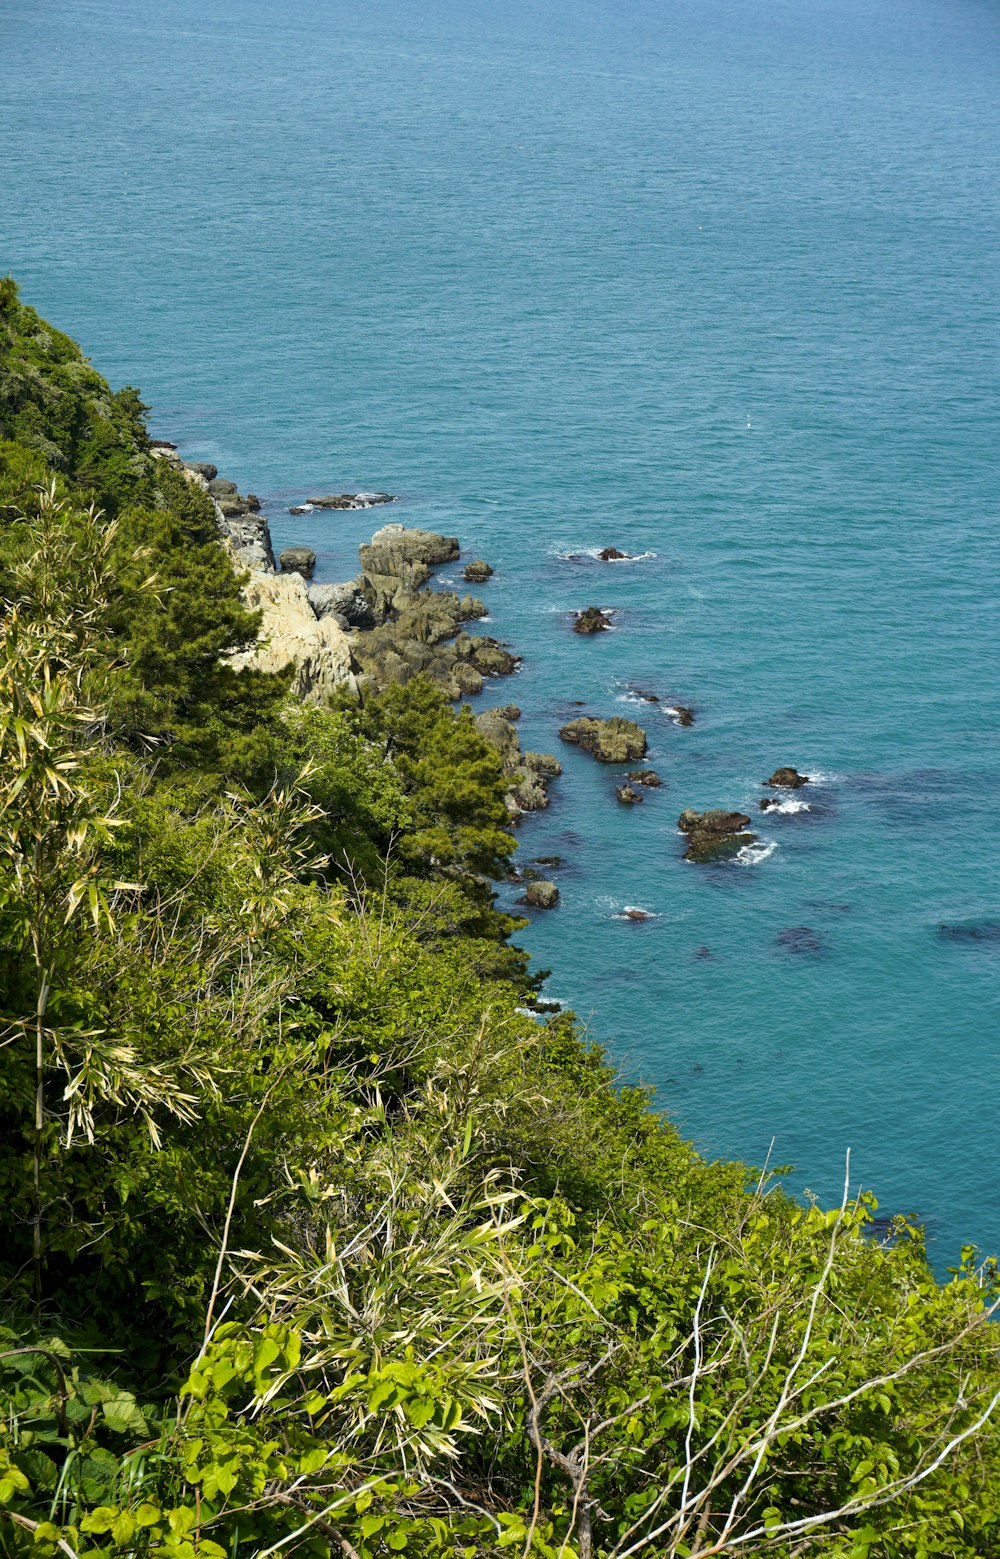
xmin=230 ymin=570 xmax=359 ymax=702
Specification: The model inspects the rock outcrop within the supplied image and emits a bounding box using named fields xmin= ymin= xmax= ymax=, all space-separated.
xmin=151 ymin=445 xmax=275 ymax=570
xmin=559 ymin=716 xmax=647 ymax=763
xmin=230 ymin=571 xmax=358 ymax=701
xmin=521 ymin=880 xmax=559 ymax=909
xmin=573 ymin=606 xmax=613 ymax=634
xmin=464 ymin=559 xmax=493 ymax=583
xmin=616 ymin=785 xmax=643 ymax=804
xmin=677 ymin=809 xmax=755 ymax=863
xmin=350 ymin=525 xmax=520 ymax=700
xmin=279 ymin=546 xmax=316 ymax=580
xmin=308 ymin=580 xmax=373 ymax=628
xmin=475 ymin=709 xmax=561 ymax=818
xmin=765 ymin=767 xmax=810 ymax=788
xmin=627 ymin=769 xmax=662 ymax=787
xmin=306 ymin=492 xmax=395 ymax=509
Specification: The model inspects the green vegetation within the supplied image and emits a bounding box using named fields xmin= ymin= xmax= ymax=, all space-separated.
xmin=1 ymin=280 xmax=999 ymax=1559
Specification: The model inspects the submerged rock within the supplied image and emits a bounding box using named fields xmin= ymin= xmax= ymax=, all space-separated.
xmin=765 ymin=766 xmax=810 ymax=788
xmin=678 ymin=809 xmax=755 ymax=863
xmin=522 ymin=879 xmax=559 ymax=909
xmin=573 ymin=606 xmax=613 ymax=634
xmin=938 ymin=921 xmax=1000 ymax=947
xmin=672 ymin=705 xmax=696 ymax=727
xmin=621 ymin=907 xmax=654 ymax=921
xmin=463 ymin=559 xmax=493 ymax=583
xmin=559 ymin=716 xmax=647 ymax=763
xmin=279 ymin=546 xmax=317 ymax=580
xmin=775 ymin=926 xmax=823 ymax=956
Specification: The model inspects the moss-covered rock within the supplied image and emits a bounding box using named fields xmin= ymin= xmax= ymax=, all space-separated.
xmin=559 ymin=715 xmax=647 ymax=763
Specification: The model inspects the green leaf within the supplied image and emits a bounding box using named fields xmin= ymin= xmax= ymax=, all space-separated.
xmin=80 ymin=1508 xmax=118 ymax=1535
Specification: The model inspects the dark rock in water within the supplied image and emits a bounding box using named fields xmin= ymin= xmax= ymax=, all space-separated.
xmin=288 ymin=506 xmax=311 ymax=515
xmin=279 ymin=546 xmax=316 ymax=580
xmin=678 ymin=809 xmax=754 ymax=863
xmin=775 ymin=925 xmax=823 ymax=956
xmin=628 ymin=769 xmax=662 ymax=788
xmin=467 ymin=637 xmax=520 ymax=676
xmin=694 ymin=945 xmax=714 ymax=960
xmin=621 ymin=907 xmax=654 ymax=921
xmin=189 ymin=461 xmax=218 ymax=481
xmin=464 ymin=559 xmax=493 ymax=583
xmin=938 ymin=921 xmax=1000 ymax=947
xmin=616 ymin=785 xmax=643 ymax=805
xmin=766 ymin=766 xmax=810 ymax=788
xmin=631 ymin=688 xmax=660 ymax=703
xmin=760 ymin=798 xmax=780 ymax=811
xmin=573 ymin=606 xmax=613 ymax=634
xmin=308 ymin=492 xmax=396 ymax=509
xmin=559 ymin=716 xmax=647 ymax=763
xmin=672 ymin=705 xmax=695 ymax=727
xmin=493 ymin=704 xmax=521 ymax=721
xmin=245 ymin=493 xmax=261 ymax=512
xmin=533 ymin=855 xmax=562 ymax=867
xmin=522 ymin=879 xmax=559 ymax=909
xmin=599 ymin=547 xmax=628 ymax=561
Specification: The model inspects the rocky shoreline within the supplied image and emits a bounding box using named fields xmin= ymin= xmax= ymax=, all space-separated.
xmin=152 ymin=441 xmax=819 ymax=881
xmin=149 ymin=444 xmax=561 ymax=817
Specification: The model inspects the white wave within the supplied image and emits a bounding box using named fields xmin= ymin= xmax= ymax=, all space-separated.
xmin=801 ymin=769 xmax=838 ymax=785
xmin=736 ymin=839 xmax=779 ymax=866
xmin=612 ymin=905 xmax=661 ymax=921
xmin=549 ymin=545 xmax=657 ymax=563
xmin=766 ymin=799 xmax=810 ymax=815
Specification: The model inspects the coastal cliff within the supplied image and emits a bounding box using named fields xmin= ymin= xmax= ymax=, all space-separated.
xmin=2 ymin=283 xmax=998 ymax=1559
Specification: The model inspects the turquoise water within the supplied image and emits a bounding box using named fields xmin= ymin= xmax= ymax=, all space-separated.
xmin=4 ymin=0 xmax=999 ymax=1262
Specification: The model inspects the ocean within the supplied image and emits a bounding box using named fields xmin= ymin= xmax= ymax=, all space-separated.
xmin=3 ymin=0 xmax=999 ymax=1264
